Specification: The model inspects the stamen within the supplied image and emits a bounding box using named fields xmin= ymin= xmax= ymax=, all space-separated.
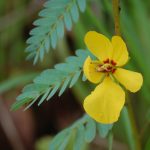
xmin=96 ymin=65 xmax=104 ymax=72
xmin=95 ymin=59 xmax=117 ymax=73
xmin=106 ymin=66 xmax=112 ymax=71
xmin=103 ymin=58 xmax=110 ymax=64
xmin=110 ymin=60 xmax=117 ymax=66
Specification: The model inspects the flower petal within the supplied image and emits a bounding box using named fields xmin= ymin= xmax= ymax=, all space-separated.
xmin=111 ymin=36 xmax=129 ymax=66
xmin=114 ymin=68 xmax=143 ymax=92
xmin=83 ymin=77 xmax=125 ymax=124
xmin=84 ymin=31 xmax=112 ymax=61
xmin=83 ymin=56 xmax=104 ymax=84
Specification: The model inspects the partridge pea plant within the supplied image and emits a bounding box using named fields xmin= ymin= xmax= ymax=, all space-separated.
xmin=11 ymin=0 xmax=147 ymax=149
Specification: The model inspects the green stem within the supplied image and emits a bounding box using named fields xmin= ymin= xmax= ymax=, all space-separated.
xmin=108 ymin=132 xmax=113 ymax=150
xmin=126 ymin=94 xmax=141 ymax=150
xmin=112 ymin=0 xmax=141 ymax=149
xmin=112 ymin=0 xmax=121 ymax=35
xmin=122 ymin=106 xmax=141 ymax=150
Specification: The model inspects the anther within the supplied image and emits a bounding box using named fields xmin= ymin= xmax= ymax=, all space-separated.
xmin=110 ymin=60 xmax=117 ymax=66
xmin=103 ymin=58 xmax=110 ymax=64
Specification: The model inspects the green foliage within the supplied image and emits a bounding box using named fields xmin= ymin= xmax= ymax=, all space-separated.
xmin=2 ymin=0 xmax=150 ymax=149
xmin=145 ymin=137 xmax=150 ymax=150
xmin=49 ymin=114 xmax=113 ymax=150
xmin=11 ymin=49 xmax=91 ymax=110
xmin=26 ymin=0 xmax=86 ymax=64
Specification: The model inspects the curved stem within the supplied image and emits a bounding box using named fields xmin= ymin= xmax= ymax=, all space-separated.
xmin=112 ymin=0 xmax=141 ymax=149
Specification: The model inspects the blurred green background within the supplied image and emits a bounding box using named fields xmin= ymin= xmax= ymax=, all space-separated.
xmin=0 ymin=0 xmax=150 ymax=150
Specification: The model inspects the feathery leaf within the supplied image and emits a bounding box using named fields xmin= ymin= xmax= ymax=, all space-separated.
xmin=11 ymin=49 xmax=91 ymax=110
xmin=49 ymin=115 xmax=111 ymax=150
xmin=26 ymin=0 xmax=87 ymax=63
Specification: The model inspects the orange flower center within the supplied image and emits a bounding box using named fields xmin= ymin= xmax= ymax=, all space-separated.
xmin=96 ymin=59 xmax=116 ymax=73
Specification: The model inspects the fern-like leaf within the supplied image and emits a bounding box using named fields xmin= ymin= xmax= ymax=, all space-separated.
xmin=48 ymin=114 xmax=113 ymax=150
xmin=49 ymin=115 xmax=96 ymax=150
xmin=26 ymin=0 xmax=87 ymax=64
xmin=11 ymin=49 xmax=91 ymax=110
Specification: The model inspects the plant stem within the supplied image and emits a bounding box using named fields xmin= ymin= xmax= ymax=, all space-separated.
xmin=126 ymin=101 xmax=141 ymax=150
xmin=108 ymin=132 xmax=113 ymax=150
xmin=122 ymin=106 xmax=141 ymax=150
xmin=112 ymin=0 xmax=141 ymax=149
xmin=112 ymin=0 xmax=121 ymax=35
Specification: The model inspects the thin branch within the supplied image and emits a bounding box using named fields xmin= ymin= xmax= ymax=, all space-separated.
xmin=112 ymin=0 xmax=121 ymax=35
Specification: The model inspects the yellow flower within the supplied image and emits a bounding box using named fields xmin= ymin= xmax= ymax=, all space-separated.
xmin=83 ymin=31 xmax=143 ymax=124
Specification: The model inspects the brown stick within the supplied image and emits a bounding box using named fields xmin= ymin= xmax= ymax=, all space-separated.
xmin=112 ymin=0 xmax=121 ymax=36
